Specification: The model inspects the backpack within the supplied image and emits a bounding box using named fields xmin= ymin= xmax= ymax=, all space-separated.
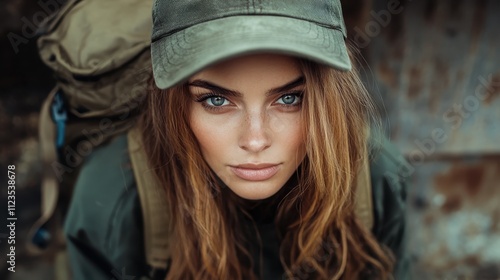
xmin=28 ymin=0 xmax=155 ymax=275
xmin=30 ymin=0 xmax=374 ymax=278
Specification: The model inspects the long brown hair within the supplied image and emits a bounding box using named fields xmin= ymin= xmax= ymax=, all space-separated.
xmin=139 ymin=48 xmax=395 ymax=279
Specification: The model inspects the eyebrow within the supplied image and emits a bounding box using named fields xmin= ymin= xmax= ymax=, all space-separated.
xmin=188 ymin=76 xmax=305 ymax=97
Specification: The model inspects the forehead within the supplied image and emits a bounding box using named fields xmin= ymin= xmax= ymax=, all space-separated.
xmin=188 ymin=53 xmax=302 ymax=89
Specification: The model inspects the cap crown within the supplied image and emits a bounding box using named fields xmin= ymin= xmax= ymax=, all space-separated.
xmin=152 ymin=0 xmax=347 ymax=41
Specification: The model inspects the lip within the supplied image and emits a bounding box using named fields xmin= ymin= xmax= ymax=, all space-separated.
xmin=230 ymin=163 xmax=281 ymax=181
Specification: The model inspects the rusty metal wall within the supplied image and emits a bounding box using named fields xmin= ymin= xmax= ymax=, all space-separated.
xmin=359 ymin=0 xmax=500 ymax=155
xmin=409 ymin=158 xmax=500 ymax=278
xmin=344 ymin=0 xmax=500 ymax=278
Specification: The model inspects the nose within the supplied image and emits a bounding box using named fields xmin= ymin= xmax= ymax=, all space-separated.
xmin=238 ymin=111 xmax=271 ymax=153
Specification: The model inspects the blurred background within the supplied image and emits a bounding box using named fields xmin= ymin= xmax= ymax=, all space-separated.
xmin=0 ymin=0 xmax=499 ymax=279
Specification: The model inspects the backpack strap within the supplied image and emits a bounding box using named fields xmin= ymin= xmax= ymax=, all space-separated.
xmin=27 ymin=86 xmax=65 ymax=254
xmin=354 ymin=151 xmax=374 ymax=230
xmin=127 ymin=125 xmax=172 ymax=276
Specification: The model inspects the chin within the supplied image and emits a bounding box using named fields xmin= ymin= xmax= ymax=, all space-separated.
xmin=228 ymin=182 xmax=283 ymax=200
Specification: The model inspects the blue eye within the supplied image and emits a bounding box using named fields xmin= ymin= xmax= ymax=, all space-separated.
xmin=206 ymin=96 xmax=228 ymax=107
xmin=276 ymin=93 xmax=302 ymax=105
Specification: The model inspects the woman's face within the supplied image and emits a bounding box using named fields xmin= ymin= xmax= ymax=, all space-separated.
xmin=188 ymin=54 xmax=307 ymax=200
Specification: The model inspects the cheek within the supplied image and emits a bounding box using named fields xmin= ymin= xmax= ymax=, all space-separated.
xmin=289 ymin=126 xmax=307 ymax=162
xmin=271 ymin=113 xmax=306 ymax=159
xmin=189 ymin=108 xmax=231 ymax=162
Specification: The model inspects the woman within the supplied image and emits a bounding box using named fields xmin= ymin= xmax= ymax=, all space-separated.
xmin=64 ymin=0 xmax=408 ymax=279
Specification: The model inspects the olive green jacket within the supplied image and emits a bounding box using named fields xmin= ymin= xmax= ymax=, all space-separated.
xmin=63 ymin=133 xmax=410 ymax=280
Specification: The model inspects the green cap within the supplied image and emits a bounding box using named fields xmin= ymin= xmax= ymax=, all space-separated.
xmin=151 ymin=0 xmax=351 ymax=89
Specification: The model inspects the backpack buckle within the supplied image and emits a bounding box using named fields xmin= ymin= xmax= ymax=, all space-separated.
xmin=50 ymin=89 xmax=67 ymax=150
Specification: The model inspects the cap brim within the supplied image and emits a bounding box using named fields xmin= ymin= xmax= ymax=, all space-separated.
xmin=152 ymin=15 xmax=351 ymax=89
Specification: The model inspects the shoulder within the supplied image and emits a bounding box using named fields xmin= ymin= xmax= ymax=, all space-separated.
xmin=369 ymin=133 xmax=409 ymax=191
xmin=368 ymin=133 xmax=410 ymax=279
xmin=64 ymin=134 xmax=139 ymax=240
xmin=63 ymin=133 xmax=147 ymax=278
xmin=368 ymin=132 xmax=409 ymax=234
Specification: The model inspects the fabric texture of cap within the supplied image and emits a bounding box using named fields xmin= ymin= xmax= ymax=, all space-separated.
xmin=151 ymin=0 xmax=351 ymax=89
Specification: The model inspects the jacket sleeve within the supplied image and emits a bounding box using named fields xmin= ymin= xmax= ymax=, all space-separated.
xmin=63 ymin=134 xmax=149 ymax=280
xmin=369 ymin=136 xmax=411 ymax=280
